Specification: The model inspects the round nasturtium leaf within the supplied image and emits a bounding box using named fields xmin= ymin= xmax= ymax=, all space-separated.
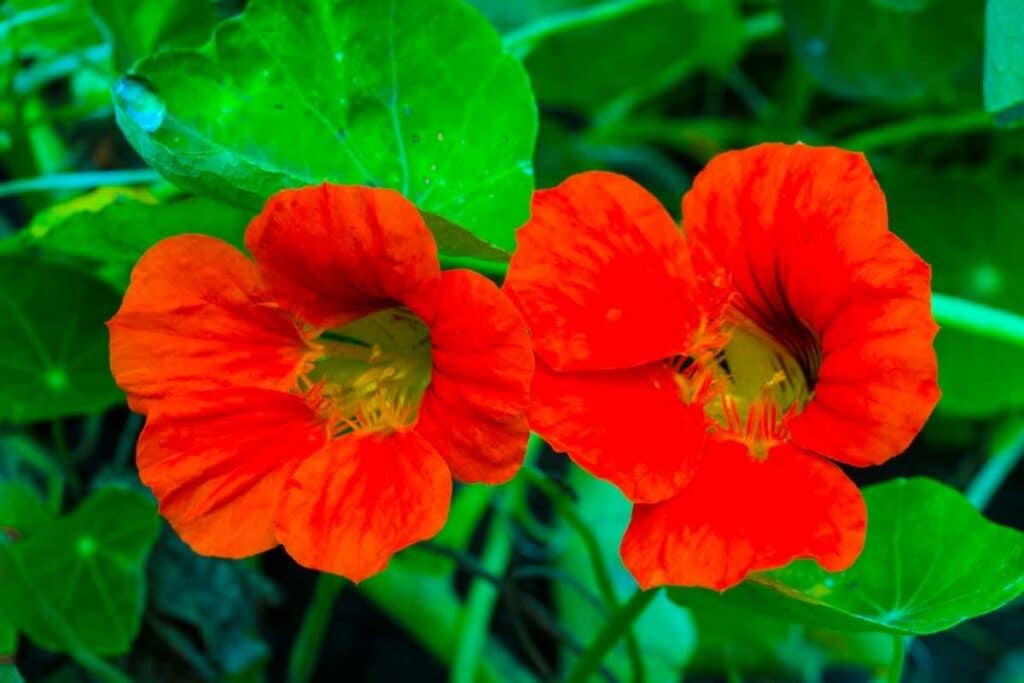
xmin=782 ymin=0 xmax=984 ymax=103
xmin=113 ymin=0 xmax=538 ymax=252
xmin=669 ymin=478 xmax=1024 ymax=635
xmin=0 ymin=488 xmax=160 ymax=656
xmin=0 ymin=258 xmax=123 ymax=422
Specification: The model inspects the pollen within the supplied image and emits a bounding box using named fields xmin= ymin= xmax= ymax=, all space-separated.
xmin=300 ymin=306 xmax=432 ymax=436
xmin=672 ymin=317 xmax=817 ymax=458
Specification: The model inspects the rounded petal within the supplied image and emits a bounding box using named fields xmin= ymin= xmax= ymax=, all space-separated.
xmin=530 ymin=360 xmax=707 ymax=504
xmin=245 ymin=184 xmax=441 ymax=328
xmin=415 ymin=270 xmax=533 ymax=484
xmin=505 ymin=171 xmax=704 ymax=372
xmin=276 ymin=431 xmax=451 ymax=582
xmin=682 ymin=143 xmax=939 ymax=466
xmin=108 ymin=235 xmax=309 ymax=413
xmin=621 ymin=440 xmax=866 ymax=591
xmin=137 ymin=389 xmax=326 ymax=558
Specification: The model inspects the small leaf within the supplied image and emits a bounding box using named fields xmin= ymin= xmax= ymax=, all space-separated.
xmin=0 ymin=258 xmax=123 ymax=422
xmin=113 ymin=0 xmax=538 ymax=251
xmin=14 ymin=189 xmax=251 ymax=289
xmin=984 ymin=0 xmax=1024 ymax=127
xmin=0 ymin=487 xmax=161 ymax=656
xmin=669 ymin=478 xmax=1024 ymax=635
xmin=90 ymin=0 xmax=221 ymax=70
xmin=783 ymin=0 xmax=983 ymax=102
xmin=0 ymin=481 xmax=53 ymax=539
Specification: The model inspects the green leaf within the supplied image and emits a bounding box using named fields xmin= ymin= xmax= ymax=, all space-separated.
xmin=883 ymin=167 xmax=1024 ymax=415
xmin=782 ymin=0 xmax=983 ymax=102
xmin=984 ymin=0 xmax=1024 ymax=126
xmin=113 ymin=0 xmax=538 ymax=251
xmin=554 ymin=467 xmax=695 ymax=681
xmin=669 ymin=478 xmax=1024 ymax=635
xmin=0 ymin=257 xmax=123 ymax=422
xmin=12 ymin=188 xmax=251 ymax=289
xmin=90 ymin=0 xmax=221 ymax=71
xmin=0 ymin=665 xmax=25 ymax=683
xmin=2 ymin=0 xmax=105 ymax=58
xmin=522 ymin=0 xmax=747 ymax=114
xmin=0 ymin=481 xmax=53 ymax=538
xmin=0 ymin=487 xmax=160 ymax=656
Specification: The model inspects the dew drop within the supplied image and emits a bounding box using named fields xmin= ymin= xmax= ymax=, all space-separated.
xmin=430 ymin=163 xmax=438 ymax=171
xmin=114 ymin=76 xmax=166 ymax=133
xmin=423 ymin=177 xmax=432 ymax=185
xmin=436 ymin=131 xmax=444 ymax=142
xmin=334 ymin=50 xmax=344 ymax=62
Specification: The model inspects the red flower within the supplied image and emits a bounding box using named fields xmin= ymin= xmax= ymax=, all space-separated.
xmin=504 ymin=144 xmax=939 ymax=590
xmin=109 ymin=184 xmax=533 ymax=582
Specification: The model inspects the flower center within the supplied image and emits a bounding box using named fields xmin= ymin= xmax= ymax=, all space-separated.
xmin=301 ymin=306 xmax=432 ymax=436
xmin=672 ymin=313 xmax=819 ymax=458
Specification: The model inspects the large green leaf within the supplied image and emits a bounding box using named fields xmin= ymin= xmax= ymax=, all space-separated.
xmin=0 ymin=487 xmax=160 ymax=656
xmin=553 ymin=467 xmax=695 ymax=682
xmin=882 ymin=167 xmax=1024 ymax=415
xmin=113 ymin=0 xmax=538 ymax=251
xmin=11 ymin=188 xmax=251 ymax=289
xmin=0 ymin=257 xmax=123 ymax=422
xmin=522 ymin=0 xmax=746 ymax=114
xmin=984 ymin=0 xmax=1024 ymax=126
xmin=90 ymin=0 xmax=221 ymax=70
xmin=670 ymin=478 xmax=1024 ymax=635
xmin=783 ymin=0 xmax=983 ymax=102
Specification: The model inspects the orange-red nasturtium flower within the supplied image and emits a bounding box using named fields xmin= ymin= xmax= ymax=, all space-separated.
xmin=504 ymin=143 xmax=940 ymax=590
xmin=108 ymin=184 xmax=534 ymax=582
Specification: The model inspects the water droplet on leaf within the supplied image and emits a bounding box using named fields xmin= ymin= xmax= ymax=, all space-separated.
xmin=115 ymin=76 xmax=166 ymax=133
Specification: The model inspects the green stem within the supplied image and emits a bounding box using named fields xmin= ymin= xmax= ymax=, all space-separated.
xmin=566 ymin=588 xmax=658 ymax=683
xmin=965 ymin=418 xmax=1024 ymax=510
xmin=888 ymin=635 xmax=906 ymax=683
xmin=287 ymin=574 xmax=347 ymax=683
xmin=449 ymin=436 xmax=542 ymax=683
xmin=744 ymin=10 xmax=781 ymax=41
xmin=49 ymin=420 xmax=79 ymax=491
xmin=839 ymin=111 xmax=993 ymax=152
xmin=0 ymin=169 xmax=161 ymax=198
xmin=932 ymin=293 xmax=1024 ymax=348
xmin=503 ymin=0 xmax=657 ymax=58
xmin=522 ymin=464 xmax=645 ymax=682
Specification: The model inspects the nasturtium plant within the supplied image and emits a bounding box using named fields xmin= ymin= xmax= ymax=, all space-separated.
xmin=0 ymin=258 xmax=122 ymax=422
xmin=113 ymin=0 xmax=538 ymax=252
xmin=783 ymin=0 xmax=984 ymax=102
xmin=90 ymin=0 xmax=221 ymax=70
xmin=0 ymin=487 xmax=160 ymax=656
xmin=670 ymin=478 xmax=1024 ymax=635
xmin=984 ymin=0 xmax=1024 ymax=126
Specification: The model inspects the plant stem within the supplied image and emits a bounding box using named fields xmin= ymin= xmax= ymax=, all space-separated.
xmin=0 ymin=169 xmax=161 ymax=198
xmin=932 ymin=293 xmax=1024 ymax=348
xmin=503 ymin=0 xmax=657 ymax=58
xmin=888 ymin=635 xmax=906 ymax=683
xmin=566 ymin=587 xmax=658 ymax=683
xmin=522 ymin=464 xmax=646 ymax=682
xmin=449 ymin=436 xmax=542 ymax=683
xmin=839 ymin=111 xmax=993 ymax=152
xmin=287 ymin=574 xmax=347 ymax=683
xmin=965 ymin=417 xmax=1024 ymax=510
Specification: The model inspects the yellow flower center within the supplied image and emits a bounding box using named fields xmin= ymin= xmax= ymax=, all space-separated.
xmin=673 ymin=313 xmax=819 ymax=458
xmin=301 ymin=306 xmax=432 ymax=436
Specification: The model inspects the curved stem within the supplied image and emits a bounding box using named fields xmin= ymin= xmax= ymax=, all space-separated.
xmin=839 ymin=111 xmax=993 ymax=151
xmin=965 ymin=417 xmax=1024 ymax=510
xmin=449 ymin=436 xmax=542 ymax=683
xmin=932 ymin=293 xmax=1024 ymax=348
xmin=287 ymin=575 xmax=346 ymax=683
xmin=503 ymin=0 xmax=657 ymax=58
xmin=888 ymin=635 xmax=906 ymax=683
xmin=0 ymin=169 xmax=161 ymax=198
xmin=566 ymin=587 xmax=659 ymax=683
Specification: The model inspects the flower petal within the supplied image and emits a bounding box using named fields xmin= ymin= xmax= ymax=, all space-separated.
xmin=682 ymin=143 xmax=938 ymax=466
xmin=137 ymin=389 xmax=326 ymax=558
xmin=505 ymin=171 xmax=705 ymax=372
xmin=621 ymin=439 xmax=866 ymax=590
xmin=275 ymin=431 xmax=451 ymax=582
xmin=245 ymin=184 xmax=441 ymax=328
xmin=530 ymin=360 xmax=707 ymax=504
xmin=108 ymin=235 xmax=309 ymax=413
xmin=415 ymin=269 xmax=533 ymax=484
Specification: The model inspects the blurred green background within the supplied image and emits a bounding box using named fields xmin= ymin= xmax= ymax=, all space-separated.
xmin=1 ymin=0 xmax=1023 ymax=682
